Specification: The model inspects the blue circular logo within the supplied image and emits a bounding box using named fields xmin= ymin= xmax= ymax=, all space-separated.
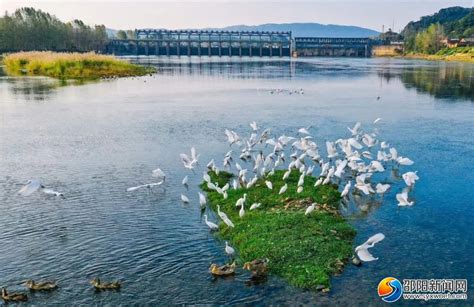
xmin=378 ymin=277 xmax=403 ymax=303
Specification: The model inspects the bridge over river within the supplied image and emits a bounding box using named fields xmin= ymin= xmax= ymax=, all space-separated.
xmin=106 ymin=29 xmax=374 ymax=57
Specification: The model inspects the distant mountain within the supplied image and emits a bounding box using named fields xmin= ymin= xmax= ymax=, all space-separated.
xmin=212 ymin=23 xmax=379 ymax=38
xmin=107 ymin=23 xmax=380 ymax=39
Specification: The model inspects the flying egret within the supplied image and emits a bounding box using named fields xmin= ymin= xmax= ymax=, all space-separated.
xmin=42 ymin=188 xmax=64 ymax=197
xmin=375 ymin=183 xmax=390 ymax=194
xmin=341 ymin=181 xmax=351 ymax=197
xmin=204 ymin=215 xmax=219 ymax=231
xmin=402 ymin=171 xmax=419 ymax=186
xmin=355 ymin=233 xmax=385 ymax=262
xmin=326 ymin=141 xmax=338 ymax=158
xmin=397 ymin=157 xmax=414 ymax=166
xmin=396 ymin=192 xmax=414 ymax=206
xmin=152 ymin=168 xmax=166 ymax=180
xmin=355 ymin=174 xmax=374 ymax=195
xmin=305 ymin=203 xmax=316 ymax=215
xmin=298 ymin=126 xmax=311 ymax=135
xmin=250 ymin=121 xmax=259 ymax=131
xmin=373 ymin=118 xmax=382 ymax=124
xmin=217 ymin=205 xmax=234 ymax=228
xmin=18 ymin=179 xmax=42 ymax=196
xmin=127 ymin=181 xmax=164 ymax=192
xmin=347 ymin=122 xmax=362 ymax=136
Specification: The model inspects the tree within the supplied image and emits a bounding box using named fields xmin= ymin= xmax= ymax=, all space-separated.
xmin=116 ymin=30 xmax=127 ymax=40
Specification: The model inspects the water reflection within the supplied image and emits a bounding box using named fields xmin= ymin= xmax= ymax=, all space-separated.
xmin=398 ymin=63 xmax=473 ymax=101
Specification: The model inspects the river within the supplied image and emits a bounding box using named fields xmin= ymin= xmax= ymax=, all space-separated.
xmin=0 ymin=57 xmax=473 ymax=305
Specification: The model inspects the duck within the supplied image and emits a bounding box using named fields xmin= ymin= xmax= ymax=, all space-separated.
xmin=209 ymin=262 xmax=236 ymax=276
xmin=25 ymin=280 xmax=58 ymax=291
xmin=243 ymin=258 xmax=269 ymax=277
xmin=1 ymin=288 xmax=28 ymax=302
xmin=90 ymin=278 xmax=121 ymax=290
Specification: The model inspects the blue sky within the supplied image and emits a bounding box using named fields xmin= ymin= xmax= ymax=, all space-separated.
xmin=2 ymin=0 xmax=471 ymax=31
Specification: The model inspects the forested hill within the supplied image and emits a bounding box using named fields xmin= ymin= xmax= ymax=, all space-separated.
xmin=402 ymin=6 xmax=473 ymax=38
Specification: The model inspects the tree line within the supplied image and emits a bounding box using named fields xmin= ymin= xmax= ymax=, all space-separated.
xmin=402 ymin=7 xmax=473 ymax=54
xmin=0 ymin=7 xmax=108 ymax=52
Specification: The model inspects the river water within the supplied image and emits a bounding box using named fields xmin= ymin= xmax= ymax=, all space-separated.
xmin=0 ymin=57 xmax=473 ymax=305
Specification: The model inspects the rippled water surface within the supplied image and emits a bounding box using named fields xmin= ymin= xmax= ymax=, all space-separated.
xmin=0 ymin=58 xmax=473 ymax=305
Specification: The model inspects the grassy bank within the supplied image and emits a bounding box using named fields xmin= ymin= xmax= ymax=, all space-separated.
xmin=2 ymin=51 xmax=155 ymax=79
xmin=403 ymin=47 xmax=474 ymax=63
xmin=201 ymin=170 xmax=356 ymax=290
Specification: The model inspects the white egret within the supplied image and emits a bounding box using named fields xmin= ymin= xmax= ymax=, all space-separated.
xmin=239 ymin=203 xmax=245 ymax=218
xmin=250 ymin=203 xmax=261 ymax=210
xmin=18 ymin=179 xmax=42 ymax=196
xmin=182 ymin=175 xmax=189 ymax=186
xmin=298 ymin=126 xmax=311 ymax=135
xmin=347 ymin=122 xmax=362 ymax=136
xmin=341 ymin=181 xmax=351 ymax=197
xmin=235 ymin=193 xmax=247 ymax=207
xmin=355 ymin=233 xmax=385 ymax=262
xmin=355 ymin=174 xmax=374 ymax=195
xmin=279 ymin=184 xmax=288 ymax=195
xmin=250 ymin=121 xmax=259 ymax=131
xmin=397 ymin=157 xmax=414 ymax=166
xmin=225 ymin=241 xmax=235 ymax=257
xmin=42 ymin=188 xmax=64 ymax=197
xmin=396 ymin=192 xmax=414 ymax=206
xmin=375 ymin=183 xmax=391 ymax=194
xmin=127 ymin=181 xmax=164 ymax=192
xmin=204 ymin=215 xmax=219 ymax=231
xmin=181 ymin=194 xmax=190 ymax=203
xmin=199 ymin=192 xmax=207 ymax=207
xmin=402 ymin=171 xmax=419 ymax=186
xmin=305 ymin=203 xmax=316 ymax=215
xmin=373 ymin=118 xmax=382 ymax=124
xmin=217 ymin=205 xmax=234 ymax=228
xmin=297 ymin=186 xmax=303 ymax=193
xmin=265 ymin=181 xmax=273 ymax=190
xmin=152 ymin=168 xmax=166 ymax=180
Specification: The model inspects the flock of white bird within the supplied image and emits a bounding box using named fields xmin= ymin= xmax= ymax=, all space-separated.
xmin=269 ymin=88 xmax=304 ymax=95
xmin=17 ymin=118 xmax=419 ymax=264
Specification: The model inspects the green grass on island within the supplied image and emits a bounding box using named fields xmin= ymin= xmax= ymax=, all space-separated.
xmin=201 ymin=169 xmax=356 ymax=290
xmin=2 ymin=51 xmax=155 ymax=79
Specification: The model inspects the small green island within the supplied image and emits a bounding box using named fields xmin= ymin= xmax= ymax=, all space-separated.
xmin=201 ymin=169 xmax=356 ymax=290
xmin=2 ymin=51 xmax=154 ymax=80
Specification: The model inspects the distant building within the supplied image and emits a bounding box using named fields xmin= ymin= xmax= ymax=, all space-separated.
xmin=458 ymin=37 xmax=474 ymax=47
xmin=441 ymin=38 xmax=460 ymax=48
xmin=379 ymin=28 xmax=402 ymax=43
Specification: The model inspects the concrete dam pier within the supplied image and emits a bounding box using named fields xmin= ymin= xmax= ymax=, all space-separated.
xmin=107 ymin=29 xmax=376 ymax=57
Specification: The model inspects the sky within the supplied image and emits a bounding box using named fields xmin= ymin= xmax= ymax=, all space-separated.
xmin=1 ymin=0 xmax=471 ymax=32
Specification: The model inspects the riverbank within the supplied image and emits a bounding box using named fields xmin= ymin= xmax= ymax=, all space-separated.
xmin=401 ymin=47 xmax=473 ymax=63
xmin=201 ymin=170 xmax=356 ymax=290
xmin=2 ymin=51 xmax=155 ymax=79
